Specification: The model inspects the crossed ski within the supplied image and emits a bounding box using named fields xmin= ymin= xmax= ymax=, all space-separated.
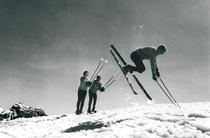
xmin=110 ymin=45 xmax=152 ymax=101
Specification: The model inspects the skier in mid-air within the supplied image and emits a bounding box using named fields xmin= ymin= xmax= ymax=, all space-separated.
xmin=76 ymin=71 xmax=92 ymax=115
xmin=87 ymin=75 xmax=105 ymax=114
xmin=123 ymin=45 xmax=167 ymax=81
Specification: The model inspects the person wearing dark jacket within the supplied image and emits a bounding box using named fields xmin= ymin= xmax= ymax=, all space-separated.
xmin=76 ymin=71 xmax=92 ymax=115
xmin=87 ymin=75 xmax=105 ymax=114
xmin=123 ymin=45 xmax=167 ymax=81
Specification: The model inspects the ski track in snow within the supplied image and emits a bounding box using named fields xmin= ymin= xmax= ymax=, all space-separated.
xmin=0 ymin=102 xmax=210 ymax=138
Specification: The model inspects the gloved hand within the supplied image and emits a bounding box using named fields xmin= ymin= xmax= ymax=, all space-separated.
xmin=99 ymin=87 xmax=105 ymax=92
xmin=156 ymin=68 xmax=160 ymax=78
xmin=152 ymin=74 xmax=157 ymax=81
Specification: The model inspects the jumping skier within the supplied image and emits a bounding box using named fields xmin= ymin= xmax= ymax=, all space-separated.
xmin=123 ymin=45 xmax=167 ymax=81
xmin=87 ymin=75 xmax=105 ymax=114
xmin=76 ymin=71 xmax=92 ymax=115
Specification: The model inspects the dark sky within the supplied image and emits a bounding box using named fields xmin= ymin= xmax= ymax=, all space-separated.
xmin=0 ymin=0 xmax=209 ymax=114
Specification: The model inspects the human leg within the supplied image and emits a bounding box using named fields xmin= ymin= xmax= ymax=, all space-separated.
xmin=76 ymin=89 xmax=82 ymax=114
xmin=130 ymin=52 xmax=145 ymax=73
xmin=87 ymin=92 xmax=93 ymax=113
xmin=79 ymin=90 xmax=87 ymax=113
xmin=92 ymin=93 xmax=97 ymax=112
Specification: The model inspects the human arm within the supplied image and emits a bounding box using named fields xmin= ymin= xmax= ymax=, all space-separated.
xmin=80 ymin=77 xmax=92 ymax=87
xmin=98 ymin=83 xmax=105 ymax=92
xmin=150 ymin=57 xmax=158 ymax=80
xmin=156 ymin=68 xmax=160 ymax=78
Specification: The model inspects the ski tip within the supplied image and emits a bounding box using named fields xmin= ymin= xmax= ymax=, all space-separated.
xmin=147 ymin=100 xmax=153 ymax=105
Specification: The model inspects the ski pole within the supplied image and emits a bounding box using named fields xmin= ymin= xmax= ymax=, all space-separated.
xmin=92 ymin=59 xmax=108 ymax=81
xmin=104 ymin=79 xmax=116 ymax=89
xmin=104 ymin=76 xmax=114 ymax=87
xmin=104 ymin=70 xmax=121 ymax=86
xmin=90 ymin=58 xmax=104 ymax=81
xmin=91 ymin=63 xmax=105 ymax=81
xmin=155 ymin=80 xmax=178 ymax=108
xmin=104 ymin=71 xmax=122 ymax=88
xmin=158 ymin=78 xmax=181 ymax=109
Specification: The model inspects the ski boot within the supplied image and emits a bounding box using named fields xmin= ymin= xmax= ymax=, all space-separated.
xmin=122 ymin=65 xmax=133 ymax=75
xmin=92 ymin=110 xmax=97 ymax=113
xmin=75 ymin=110 xmax=80 ymax=115
xmin=87 ymin=109 xmax=92 ymax=114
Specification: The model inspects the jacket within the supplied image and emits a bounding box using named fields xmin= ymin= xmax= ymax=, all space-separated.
xmin=89 ymin=80 xmax=102 ymax=93
xmin=79 ymin=76 xmax=89 ymax=91
xmin=134 ymin=47 xmax=158 ymax=75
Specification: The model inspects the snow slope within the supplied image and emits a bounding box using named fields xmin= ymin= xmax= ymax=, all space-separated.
xmin=0 ymin=102 xmax=210 ymax=138
xmin=0 ymin=107 xmax=4 ymax=113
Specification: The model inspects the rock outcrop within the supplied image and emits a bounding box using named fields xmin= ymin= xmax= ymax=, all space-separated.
xmin=0 ymin=103 xmax=47 ymax=121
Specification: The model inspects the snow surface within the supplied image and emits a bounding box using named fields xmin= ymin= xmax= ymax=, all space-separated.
xmin=0 ymin=102 xmax=210 ymax=138
xmin=0 ymin=107 xmax=4 ymax=113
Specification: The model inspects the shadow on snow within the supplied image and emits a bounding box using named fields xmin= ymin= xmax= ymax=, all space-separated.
xmin=63 ymin=121 xmax=107 ymax=133
xmin=63 ymin=118 xmax=131 ymax=133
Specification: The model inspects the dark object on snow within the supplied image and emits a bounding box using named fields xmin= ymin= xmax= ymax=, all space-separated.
xmin=64 ymin=121 xmax=106 ymax=133
xmin=0 ymin=109 xmax=12 ymax=121
xmin=10 ymin=103 xmax=47 ymax=119
xmin=64 ymin=119 xmax=131 ymax=133
xmin=0 ymin=103 xmax=47 ymax=121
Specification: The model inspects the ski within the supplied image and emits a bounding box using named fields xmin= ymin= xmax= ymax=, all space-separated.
xmin=110 ymin=49 xmax=138 ymax=95
xmin=110 ymin=45 xmax=152 ymax=100
xmin=90 ymin=58 xmax=107 ymax=81
xmin=132 ymin=75 xmax=152 ymax=100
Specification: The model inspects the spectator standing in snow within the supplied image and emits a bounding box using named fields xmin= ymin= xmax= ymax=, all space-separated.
xmin=87 ymin=75 xmax=105 ymax=114
xmin=76 ymin=71 xmax=92 ymax=115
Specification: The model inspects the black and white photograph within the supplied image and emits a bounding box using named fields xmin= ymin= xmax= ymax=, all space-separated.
xmin=0 ymin=0 xmax=209 ymax=137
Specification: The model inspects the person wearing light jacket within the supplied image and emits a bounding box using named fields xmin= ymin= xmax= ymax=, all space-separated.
xmin=76 ymin=71 xmax=92 ymax=115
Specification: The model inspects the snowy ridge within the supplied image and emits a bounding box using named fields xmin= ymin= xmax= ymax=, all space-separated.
xmin=0 ymin=102 xmax=210 ymax=138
